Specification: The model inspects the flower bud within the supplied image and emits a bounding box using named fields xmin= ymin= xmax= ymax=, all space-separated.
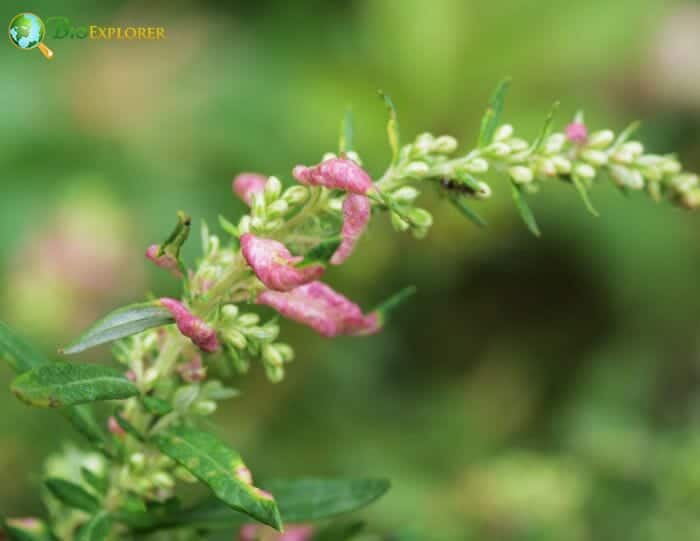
xmin=636 ymin=155 xmax=664 ymax=168
xmin=581 ymin=150 xmax=608 ymax=167
xmin=129 ymin=452 xmax=146 ymax=470
xmin=283 ymin=186 xmax=309 ymax=205
xmin=662 ymin=159 xmax=681 ymax=175
xmin=573 ymin=162 xmax=596 ymax=180
xmin=245 ymin=325 xmax=279 ymax=342
xmin=610 ymin=165 xmax=644 ymax=190
xmin=226 ymin=330 xmax=247 ymax=350
xmin=322 ymin=152 xmax=337 ymax=162
xmin=345 ymin=151 xmax=362 ymax=165
xmin=488 ymin=142 xmax=510 ymax=157
xmin=264 ymin=176 xmax=282 ymax=203
xmin=262 ymin=344 xmax=284 ymax=367
xmin=174 ymin=467 xmax=197 ymax=483
xmin=465 ymin=158 xmax=489 ymax=174
xmin=509 ymin=166 xmax=534 ymax=184
xmin=393 ymin=186 xmax=420 ymax=204
xmin=274 ymin=343 xmax=294 ymax=362
xmin=507 ymin=138 xmax=529 ymax=152
xmin=391 ymin=212 xmax=410 ymax=232
xmin=494 ymin=124 xmax=514 ymax=141
xmin=544 ymin=133 xmax=566 ymax=154
xmin=238 ymin=215 xmax=251 ymax=234
xmin=221 ymin=304 xmax=239 ymax=320
xmin=251 ymin=193 xmax=266 ymax=218
xmin=681 ymin=188 xmax=700 ymax=209
xmin=671 ymin=173 xmax=699 ymax=193
xmin=539 ymin=158 xmax=557 ymax=177
xmin=433 ymin=135 xmax=458 ymax=153
xmin=587 ymin=130 xmax=614 ymax=148
xmin=174 ymin=385 xmax=199 ymax=412
xmin=151 ymin=472 xmax=175 ymax=489
xmin=565 ymin=122 xmax=587 ymax=144
xmin=620 ymin=141 xmax=644 ymax=157
xmin=193 ymin=400 xmax=217 ymax=416
xmin=407 ymin=208 xmax=433 ymax=228
xmin=414 ymin=133 xmax=434 ymax=154
xmin=475 ymin=182 xmax=492 ymax=199
xmin=405 ymin=161 xmax=430 ymax=176
xmin=265 ymin=363 xmax=285 ymax=383
xmin=108 ymin=416 xmax=126 ymax=438
xmin=237 ymin=313 xmax=260 ymax=327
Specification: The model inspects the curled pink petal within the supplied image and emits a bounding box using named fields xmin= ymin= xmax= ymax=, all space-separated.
xmin=565 ymin=122 xmax=587 ymax=144
xmin=257 ymin=281 xmax=380 ymax=337
xmin=331 ymin=194 xmax=371 ymax=265
xmin=241 ymin=233 xmax=325 ymax=291
xmin=292 ymin=158 xmax=374 ymax=194
xmin=146 ymin=244 xmax=182 ymax=278
xmin=233 ymin=173 xmax=267 ymax=206
xmin=159 ymin=298 xmax=220 ymax=352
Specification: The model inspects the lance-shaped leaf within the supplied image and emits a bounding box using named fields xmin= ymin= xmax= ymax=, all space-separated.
xmin=0 ymin=320 xmax=47 ymax=373
xmin=372 ymin=286 xmax=417 ymax=327
xmin=339 ymin=108 xmax=354 ymax=154
xmin=379 ymin=91 xmax=400 ymax=165
xmin=62 ymin=302 xmax=174 ymax=355
xmin=153 ymin=426 xmax=282 ymax=531
xmin=3 ymin=517 xmax=52 ymax=541
xmin=82 ymin=467 xmax=108 ymax=497
xmin=11 ymin=363 xmax=138 ymax=407
xmin=527 ymin=101 xmax=560 ymax=155
xmin=45 ymin=478 xmax=100 ymax=512
xmin=479 ymin=77 xmax=511 ymax=147
xmin=510 ymin=183 xmax=541 ymax=237
xmin=572 ymin=174 xmax=599 ymax=216
xmin=450 ymin=197 xmax=487 ymax=228
xmin=298 ymin=237 xmax=342 ymax=267
xmin=76 ymin=512 xmax=112 ymax=541
xmin=613 ymin=120 xmax=641 ymax=147
xmin=141 ymin=395 xmax=173 ymax=416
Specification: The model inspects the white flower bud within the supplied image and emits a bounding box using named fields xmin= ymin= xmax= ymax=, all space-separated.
xmin=672 ymin=173 xmax=699 ymax=193
xmin=488 ymin=142 xmax=511 ymax=157
xmin=544 ymin=133 xmax=566 ymax=154
xmin=226 ymin=329 xmax=247 ymax=350
xmin=245 ymin=324 xmax=279 ymax=341
xmin=405 ymin=161 xmax=430 ymax=176
xmin=237 ymin=313 xmax=260 ymax=327
xmin=283 ymin=186 xmax=309 ymax=205
xmin=250 ymin=216 xmax=265 ymax=230
xmin=407 ymin=208 xmax=433 ymax=228
xmin=509 ymin=166 xmax=534 ymax=184
xmin=265 ymin=363 xmax=285 ymax=383
xmin=587 ymin=130 xmax=614 ymax=148
xmin=464 ymin=158 xmax=489 ymax=174
xmin=662 ymin=159 xmax=681 ymax=175
xmin=494 ymin=124 xmax=514 ymax=141
xmin=328 ymin=198 xmax=343 ymax=212
xmin=573 ymin=162 xmax=596 ymax=180
xmin=266 ymin=199 xmax=289 ymax=217
xmin=507 ymin=138 xmax=529 ymax=152
xmin=238 ymin=215 xmax=251 ymax=234
xmin=391 ymin=211 xmax=410 ymax=232
xmin=193 ymin=400 xmax=217 ymax=416
xmin=539 ymin=158 xmax=557 ymax=177
xmin=152 ymin=472 xmax=175 ymax=489
xmin=221 ymin=304 xmax=239 ymax=320
xmin=581 ymin=149 xmax=608 ymax=167
xmin=129 ymin=453 xmax=146 ymax=470
xmin=620 ymin=141 xmax=644 ymax=157
xmin=322 ymin=152 xmax=337 ymax=162
xmin=636 ymin=155 xmax=664 ymax=168
xmin=433 ymin=135 xmax=458 ymax=153
xmin=264 ymin=176 xmax=282 ymax=202
xmin=609 ymin=165 xmax=644 ymax=190
xmin=345 ymin=151 xmax=362 ymax=164
xmin=611 ymin=148 xmax=634 ymax=165
xmin=414 ymin=133 xmax=434 ymax=154
xmin=262 ymin=344 xmax=284 ymax=367
xmin=393 ymin=186 xmax=420 ymax=204
xmin=251 ymin=194 xmax=266 ymax=219
xmin=475 ymin=181 xmax=492 ymax=199
xmin=274 ymin=343 xmax=294 ymax=363
xmin=681 ymin=188 xmax=700 ymax=209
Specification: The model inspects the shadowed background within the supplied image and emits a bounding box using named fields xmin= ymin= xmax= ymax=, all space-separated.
xmin=2 ymin=1 xmax=700 ymax=539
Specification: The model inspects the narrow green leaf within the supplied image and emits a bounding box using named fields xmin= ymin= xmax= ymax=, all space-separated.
xmin=76 ymin=512 xmax=111 ymax=541
xmin=82 ymin=467 xmax=108 ymax=497
xmin=3 ymin=518 xmax=52 ymax=541
xmin=571 ymin=175 xmax=599 ymax=216
xmin=478 ymin=77 xmax=511 ymax=147
xmin=373 ymin=286 xmax=417 ymax=324
xmin=218 ymin=215 xmax=239 ymax=237
xmin=450 ymin=197 xmax=487 ymax=227
xmin=510 ymin=183 xmax=541 ymax=237
xmin=11 ymin=363 xmax=138 ymax=408
xmin=45 ymin=478 xmax=100 ymax=512
xmin=61 ymin=302 xmax=174 ymax=355
xmin=154 ymin=426 xmax=282 ymax=530
xmin=0 ymin=320 xmax=48 ymax=373
xmin=528 ymin=101 xmax=559 ymax=155
xmin=378 ymin=91 xmax=400 ymax=165
xmin=158 ymin=211 xmax=191 ymax=260
xmin=114 ymin=414 xmax=144 ymax=441
xmin=299 ymin=237 xmax=342 ymax=267
xmin=339 ymin=108 xmax=354 ymax=154
xmin=614 ymin=120 xmax=641 ymax=147
xmin=141 ymin=395 xmax=173 ymax=416
xmin=313 ymin=521 xmax=365 ymax=541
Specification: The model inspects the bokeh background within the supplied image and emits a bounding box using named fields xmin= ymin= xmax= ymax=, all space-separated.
xmin=2 ymin=0 xmax=700 ymax=539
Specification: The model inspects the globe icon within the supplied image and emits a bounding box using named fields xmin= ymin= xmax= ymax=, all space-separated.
xmin=8 ymin=12 xmax=53 ymax=59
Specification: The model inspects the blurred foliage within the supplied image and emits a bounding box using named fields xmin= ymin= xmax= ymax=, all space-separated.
xmin=1 ymin=0 xmax=700 ymax=539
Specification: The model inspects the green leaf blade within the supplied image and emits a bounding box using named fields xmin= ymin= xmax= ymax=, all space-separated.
xmin=154 ymin=426 xmax=282 ymax=531
xmin=572 ymin=175 xmax=599 ymax=216
xmin=450 ymin=197 xmax=487 ymax=227
xmin=76 ymin=511 xmax=112 ymax=541
xmin=11 ymin=363 xmax=138 ymax=408
xmin=62 ymin=302 xmax=174 ymax=355
xmin=45 ymin=478 xmax=100 ymax=513
xmin=479 ymin=77 xmax=511 ymax=147
xmin=378 ymin=91 xmax=400 ymax=165
xmin=528 ymin=101 xmax=560 ymax=155
xmin=0 ymin=320 xmax=49 ymax=373
xmin=510 ymin=183 xmax=541 ymax=237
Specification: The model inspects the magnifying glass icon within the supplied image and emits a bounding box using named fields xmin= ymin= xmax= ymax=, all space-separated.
xmin=8 ymin=13 xmax=54 ymax=59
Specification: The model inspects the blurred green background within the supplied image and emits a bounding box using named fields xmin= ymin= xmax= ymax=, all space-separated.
xmin=2 ymin=0 xmax=700 ymax=539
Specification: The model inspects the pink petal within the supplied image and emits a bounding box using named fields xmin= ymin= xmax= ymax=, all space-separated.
xmin=238 ymin=524 xmax=314 ymax=541
xmin=108 ymin=416 xmax=126 ymax=437
xmin=565 ymin=122 xmax=587 ymax=144
xmin=331 ymin=194 xmax=371 ymax=265
xmin=159 ymin=298 xmax=220 ymax=352
xmin=241 ymin=233 xmax=325 ymax=291
xmin=177 ymin=354 xmax=207 ymax=382
xmin=257 ymin=281 xmax=380 ymax=337
xmin=146 ymin=244 xmax=182 ymax=278
xmin=292 ymin=158 xmax=374 ymax=194
xmin=233 ymin=173 xmax=267 ymax=206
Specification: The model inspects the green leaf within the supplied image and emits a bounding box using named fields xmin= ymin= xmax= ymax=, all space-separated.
xmin=11 ymin=363 xmax=138 ymax=408
xmin=218 ymin=215 xmax=239 ymax=238
xmin=3 ymin=518 xmax=52 ymax=541
xmin=62 ymin=405 xmax=107 ymax=448
xmin=158 ymin=211 xmax=191 ymax=261
xmin=528 ymin=101 xmax=559 ymax=155
xmin=0 ymin=320 xmax=48 ymax=373
xmin=478 ymin=77 xmax=511 ymax=147
xmin=510 ymin=183 xmax=541 ymax=237
xmin=373 ymin=286 xmax=417 ymax=324
xmin=339 ymin=108 xmax=354 ymax=153
xmin=299 ymin=237 xmax=342 ymax=267
xmin=571 ymin=175 xmax=599 ymax=216
xmin=114 ymin=413 xmax=144 ymax=441
xmin=62 ymin=302 xmax=174 ymax=355
xmin=82 ymin=467 xmax=108 ymax=497
xmin=614 ymin=120 xmax=641 ymax=147
xmin=153 ymin=426 xmax=282 ymax=530
xmin=45 ymin=478 xmax=100 ymax=512
xmin=141 ymin=395 xmax=173 ymax=416
xmin=450 ymin=197 xmax=487 ymax=227
xmin=313 ymin=521 xmax=365 ymax=541
xmin=76 ymin=512 xmax=111 ymax=541
xmin=378 ymin=91 xmax=400 ymax=165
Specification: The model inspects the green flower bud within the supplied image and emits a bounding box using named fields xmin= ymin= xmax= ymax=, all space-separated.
xmin=328 ymin=198 xmax=343 ymax=212
xmin=391 ymin=211 xmax=410 ymax=232
xmin=283 ymin=186 xmax=309 ymax=205
xmin=581 ymin=149 xmax=607 ymax=167
xmin=573 ymin=162 xmax=596 ymax=180
xmin=265 ymin=363 xmax=285 ymax=383
xmin=264 ymin=176 xmax=282 ymax=202
xmin=274 ymin=343 xmax=294 ymax=362
xmin=544 ymin=133 xmax=565 ymax=154
xmin=245 ymin=325 xmax=279 ymax=342
xmin=433 ymin=135 xmax=458 ymax=153
xmin=507 ymin=138 xmax=528 ymax=152
xmin=551 ymin=156 xmax=571 ymax=174
xmin=267 ymin=199 xmax=289 ymax=217
xmin=221 ymin=304 xmax=239 ymax=321
xmin=226 ymin=329 xmax=247 ymax=350
xmin=322 ymin=152 xmax=337 ymax=162
xmin=238 ymin=215 xmax=251 ymax=234
xmin=671 ymin=173 xmax=699 ymax=193
xmin=538 ymin=158 xmax=557 ymax=177
xmin=393 ymin=186 xmax=420 ymax=204
xmin=610 ymin=165 xmax=644 ymax=190
xmin=415 ymin=133 xmax=434 ymax=154
xmin=129 ymin=452 xmax=146 ymax=470
xmin=488 ymin=142 xmax=511 ymax=157
xmin=405 ymin=161 xmax=430 ymax=176
xmin=251 ymin=193 xmax=266 ymax=218
xmin=621 ymin=141 xmax=644 ymax=157
xmin=587 ymin=130 xmax=614 ymax=148
xmin=662 ymin=159 xmax=681 ymax=175
xmin=509 ymin=166 xmax=534 ymax=184
xmin=262 ymin=344 xmax=284 ymax=367
xmin=407 ymin=208 xmax=433 ymax=228
xmin=151 ymin=472 xmax=175 ymax=489
xmin=346 ymin=151 xmax=362 ymax=165
xmin=681 ymin=188 xmax=700 ymax=209
xmin=464 ymin=158 xmax=489 ymax=174
xmin=193 ymin=400 xmax=217 ymax=416
xmin=237 ymin=313 xmax=260 ymax=327
xmin=475 ymin=181 xmax=492 ymax=199
xmin=494 ymin=124 xmax=514 ymax=141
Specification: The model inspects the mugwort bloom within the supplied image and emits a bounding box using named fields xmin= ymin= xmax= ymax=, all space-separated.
xmin=233 ymin=173 xmax=267 ymax=205
xmin=146 ymin=244 xmax=182 ymax=278
xmin=257 ymin=281 xmax=379 ymax=338
xmin=292 ymin=158 xmax=374 ymax=194
xmin=159 ymin=298 xmax=220 ymax=352
xmin=241 ymin=234 xmax=325 ymax=291
xmin=331 ymin=193 xmax=371 ymax=265
xmin=565 ymin=122 xmax=588 ymax=144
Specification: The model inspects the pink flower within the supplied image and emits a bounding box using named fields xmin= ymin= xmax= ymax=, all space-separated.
xmin=565 ymin=122 xmax=587 ymax=144
xmin=159 ymin=298 xmax=220 ymax=352
xmin=257 ymin=281 xmax=380 ymax=338
xmin=292 ymin=158 xmax=374 ymax=194
xmin=331 ymin=194 xmax=371 ymax=265
xmin=241 ymin=233 xmax=325 ymax=291
xmin=239 ymin=524 xmax=314 ymax=541
xmin=233 ymin=173 xmax=267 ymax=206
xmin=108 ymin=416 xmax=126 ymax=437
xmin=146 ymin=244 xmax=183 ymax=278
xmin=177 ymin=354 xmax=207 ymax=382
